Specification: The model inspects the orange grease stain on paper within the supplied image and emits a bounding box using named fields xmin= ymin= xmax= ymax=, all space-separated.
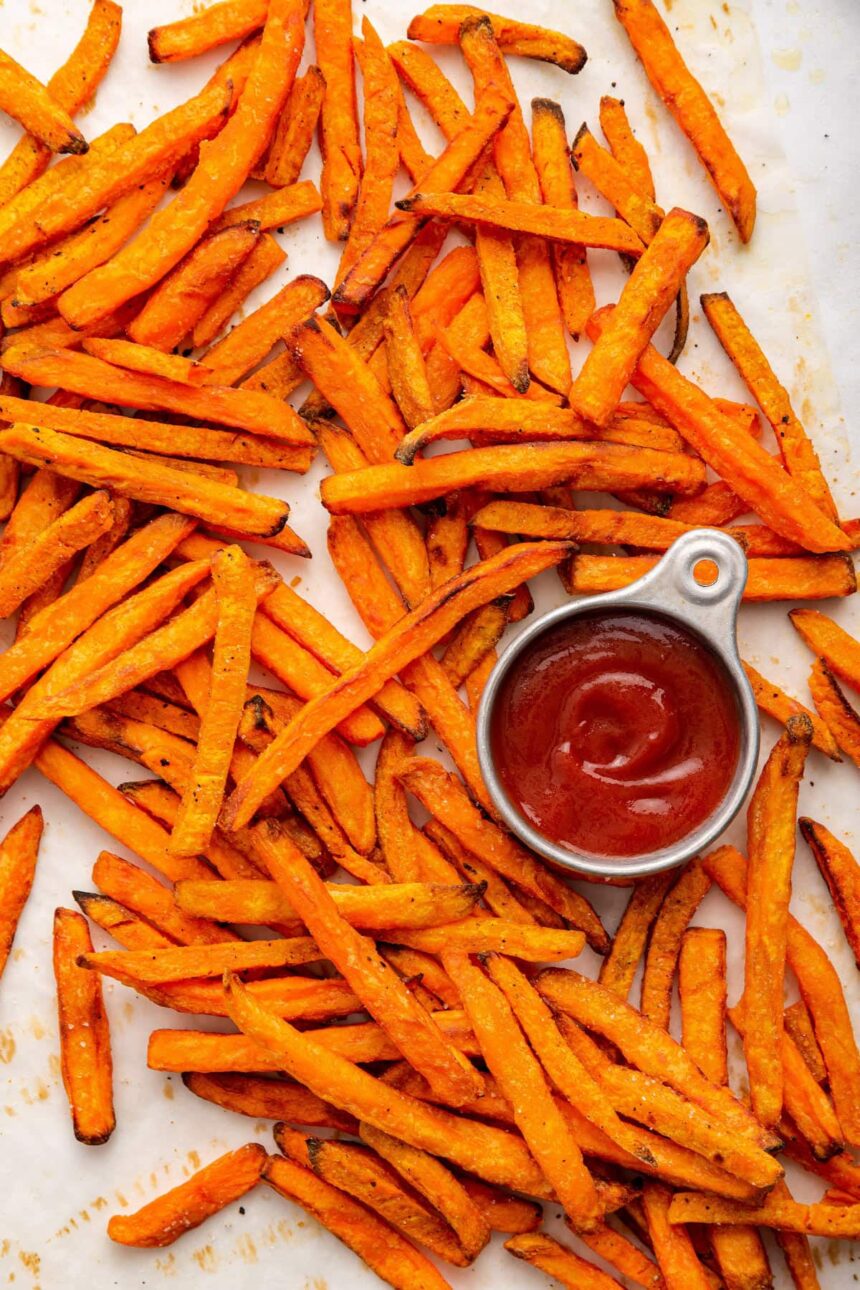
xmin=192 ymin=1245 xmax=218 ymax=1272
xmin=0 ymin=1028 xmax=16 ymax=1063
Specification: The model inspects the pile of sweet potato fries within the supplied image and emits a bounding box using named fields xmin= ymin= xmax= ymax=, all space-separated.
xmin=0 ymin=0 xmax=859 ymax=1285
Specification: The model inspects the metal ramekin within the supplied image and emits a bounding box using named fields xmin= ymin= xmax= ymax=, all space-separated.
xmin=476 ymin=530 xmax=760 ymax=880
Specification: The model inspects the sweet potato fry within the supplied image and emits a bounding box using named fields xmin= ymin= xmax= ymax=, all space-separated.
xmin=613 ymin=0 xmax=755 ymax=240
xmin=74 ymin=891 xmax=173 ymax=952
xmin=668 ymin=1189 xmax=860 ymax=1239
xmin=0 ymin=806 xmax=43 ymax=982
xmin=572 ymin=123 xmax=663 ymax=246
xmin=407 ymin=6 xmax=587 ymax=72
xmin=251 ymin=818 xmax=485 ymax=1106
xmin=640 ymin=859 xmax=711 ymax=1029
xmin=224 ymin=540 xmax=571 ymax=828
xmin=93 ymin=852 xmax=230 ymax=947
xmin=148 ymin=1 xmax=267 ymax=62
xmin=333 ymin=85 xmax=516 ymax=314
xmin=743 ymin=661 xmax=841 ymax=760
xmin=108 ymin=1144 xmax=265 ymax=1247
xmin=265 ymin=66 xmax=326 ymax=187
xmin=576 ymin=1224 xmax=663 ymax=1290
xmin=702 ymin=291 xmax=837 ymax=518
xmin=3 ymin=347 xmax=312 ymax=446
xmin=314 ymin=0 xmax=362 ymax=240
xmin=387 ymin=39 xmax=469 ymax=139
xmin=745 ymin=716 xmax=812 ymax=1126
xmin=128 ymin=224 xmax=261 ymax=351
xmin=0 ymin=491 xmax=114 ymax=619
xmin=176 ymin=878 xmax=481 ymax=930
xmin=784 ymin=998 xmax=827 ymax=1085
xmin=12 ymin=176 xmax=169 ymax=310
xmin=201 ymin=275 xmax=330 ymax=388
xmin=531 ymin=98 xmax=594 ymax=340
xmin=808 ymin=659 xmax=860 ymax=767
xmin=183 ymin=1072 xmax=357 ymax=1132
xmin=384 ymin=286 xmax=436 ymax=429
xmin=455 ymin=1178 xmax=540 ymax=1236
xmin=400 ymin=758 xmax=609 ymax=950
xmin=211 ymin=178 xmax=323 ymax=233
xmin=224 ymin=974 xmax=548 ymax=1194
xmin=445 ymin=953 xmax=601 ymax=1231
xmin=0 ymin=0 xmax=120 ymax=205
xmin=0 ymin=49 xmax=87 ymax=154
xmin=537 ymin=968 xmax=776 ymax=1147
xmin=642 ymin=1183 xmax=712 ymax=1289
xmin=703 ymin=844 xmax=860 ymax=1145
xmin=1 ymin=83 xmax=232 ymax=266
xmin=82 ymin=935 xmax=323 ymax=987
xmin=600 ymin=94 xmax=655 ymax=199
xmin=196 ymin=243 xmax=288 ymax=357
xmin=678 ymin=927 xmax=728 ymax=1084
xmin=800 ymin=818 xmax=860 ymax=969
xmin=505 ymin=1232 xmax=625 ymax=1289
xmin=570 ymin=208 xmax=708 ymax=426
xmin=567 ymin=553 xmax=856 ymax=601
xmin=790 ymin=609 xmax=860 ymax=693
xmin=598 ymin=872 xmax=674 ymax=999
xmin=587 ymin=307 xmax=850 ymax=553
xmin=323 ymin=440 xmax=705 ymax=514
xmin=53 ymin=907 xmax=114 ymax=1144
xmin=263 ymin=1152 xmax=452 ymax=1287
xmin=60 ymin=0 xmax=305 ymax=329
xmin=81 ymin=339 xmax=207 ymax=386
xmin=0 ymin=425 xmax=291 ymax=538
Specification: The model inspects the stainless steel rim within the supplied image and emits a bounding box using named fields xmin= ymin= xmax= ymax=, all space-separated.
xmin=476 ymin=530 xmax=760 ymax=880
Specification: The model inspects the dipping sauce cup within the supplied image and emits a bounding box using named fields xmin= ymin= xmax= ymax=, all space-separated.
xmin=476 ymin=530 xmax=760 ymax=880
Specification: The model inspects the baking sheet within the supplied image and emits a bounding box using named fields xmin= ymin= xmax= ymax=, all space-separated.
xmin=0 ymin=0 xmax=858 ymax=1285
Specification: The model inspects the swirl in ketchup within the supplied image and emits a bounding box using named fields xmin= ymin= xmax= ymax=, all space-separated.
xmin=491 ymin=610 xmax=740 ymax=858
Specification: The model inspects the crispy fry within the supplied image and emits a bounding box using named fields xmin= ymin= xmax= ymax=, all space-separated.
xmin=566 ymin=552 xmax=856 ymax=601
xmin=398 ymin=190 xmax=645 ymax=255
xmin=60 ymin=1 xmax=305 ymax=329
xmin=440 ymin=601 xmax=508 ymax=686
xmin=82 ymin=339 xmax=208 ymax=386
xmin=53 ymin=907 xmax=114 ymax=1144
xmin=0 ymin=0 xmax=120 ymax=205
xmin=532 ymin=98 xmax=594 ymax=339
xmin=323 ymin=441 xmax=705 ymax=513
xmin=176 ymin=878 xmax=481 ymax=930
xmin=800 ymin=818 xmax=860 ymax=970
xmin=446 ymin=953 xmax=600 ymax=1231
xmin=1 ymin=83 xmax=232 ymax=266
xmin=453 ymin=1178 xmax=540 ymax=1235
xmin=743 ymin=661 xmax=841 ymax=760
xmin=790 ymin=609 xmax=860 ymax=693
xmin=193 ymin=240 xmax=286 ymax=354
xmin=127 ymin=225 xmax=261 ymax=351
xmin=333 ymin=86 xmax=516 ymax=314
xmin=613 ymin=0 xmax=755 ymax=240
xmin=148 ymin=1 xmax=267 ymax=62
xmin=407 ymin=6 xmax=586 ymax=72
xmin=401 ymin=758 xmax=609 ymax=949
xmin=587 ymin=307 xmax=850 ymax=553
xmin=183 ymin=1072 xmax=357 ymax=1132
xmin=12 ymin=176 xmax=169 ymax=310
xmin=571 ymin=123 xmax=663 ymax=244
xmin=506 ymin=1232 xmax=625 ymax=1289
xmin=597 ymin=872 xmax=674 ymax=998
xmin=808 ymin=659 xmax=860 ymax=768
xmin=640 ymin=860 xmax=711 ymax=1029
xmin=642 ymin=1183 xmax=711 ymax=1290
xmin=264 ymin=1152 xmax=452 ymax=1287
xmin=108 ymin=1144 xmax=265 ymax=1247
xmin=600 ymin=94 xmax=655 ymax=199
xmin=93 ymin=852 xmax=231 ymax=947
xmin=0 ymin=806 xmax=43 ymax=982
xmin=745 ymin=717 xmax=812 ymax=1126
xmin=82 ymin=935 xmax=323 ymax=986
xmin=264 ymin=66 xmax=326 ymax=186
xmin=702 ymin=291 xmax=837 ymax=518
xmin=0 ymin=424 xmax=291 ymax=537
xmin=784 ymin=998 xmax=827 ymax=1085
xmin=703 ymin=844 xmax=860 ymax=1145
xmin=251 ymin=818 xmax=485 ymax=1106
xmin=388 ymin=40 xmax=469 ymax=138
xmin=570 ymin=208 xmax=708 ymax=426
xmin=678 ymin=927 xmax=728 ymax=1084
xmin=201 ymin=274 xmax=330 ymax=386
xmin=0 ymin=49 xmax=87 ymax=154
xmin=374 ymin=733 xmax=453 ymax=884
xmin=0 ymin=491 xmax=114 ymax=619
xmin=576 ymin=1223 xmax=663 ymax=1290
xmin=74 ymin=891 xmax=173 ymax=952
xmin=212 ymin=178 xmax=322 ymax=233
xmin=224 ymin=974 xmax=548 ymax=1193
xmin=224 ymin=541 xmax=571 ymax=828
xmin=668 ymin=1189 xmax=860 ymax=1238
xmin=314 ymin=0 xmax=362 ymax=240
xmin=384 ymin=286 xmax=436 ymax=429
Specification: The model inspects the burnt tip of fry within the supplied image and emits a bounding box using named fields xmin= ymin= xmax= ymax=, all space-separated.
xmin=786 ymin=712 xmax=815 ymax=744
xmin=61 ymin=135 xmax=89 ymax=157
xmin=395 ymin=196 xmax=420 ymax=213
xmin=570 ymin=122 xmax=591 ymax=166
xmin=531 ymin=97 xmax=565 ymax=122
xmin=146 ymin=29 xmax=163 ymax=63
xmin=700 ymin=291 xmax=731 ymax=307
xmin=510 ymin=363 xmax=531 ymax=395
xmin=457 ymin=14 xmax=495 ymax=39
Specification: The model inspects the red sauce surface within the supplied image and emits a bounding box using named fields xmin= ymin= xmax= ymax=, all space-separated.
xmin=491 ymin=610 xmax=740 ymax=858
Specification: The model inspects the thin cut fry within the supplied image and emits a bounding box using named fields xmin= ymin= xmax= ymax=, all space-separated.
xmin=0 ymin=0 xmax=121 ymax=206
xmin=82 ymin=936 xmax=324 ymax=986
xmin=784 ymin=998 xmax=827 ymax=1085
xmin=506 ymin=1232 xmax=625 ymax=1289
xmin=642 ymin=1183 xmax=712 ymax=1290
xmin=667 ymin=1189 xmax=860 ymax=1239
xmin=53 ymin=907 xmax=114 ymax=1144
xmin=678 ymin=927 xmax=728 ymax=1084
xmin=183 ymin=1072 xmax=357 ymax=1132
xmin=745 ymin=716 xmax=812 ymax=1126
xmin=315 ymin=0 xmax=362 ymax=240
xmin=0 ymin=49 xmax=87 ymax=154
xmin=0 ymin=491 xmax=114 ymax=619
xmin=598 ymin=872 xmax=674 ymax=998
xmin=808 ymin=659 xmax=860 ymax=768
xmin=381 ymin=920 xmax=585 ymax=961
xmin=74 ymin=892 xmax=173 ymax=952
xmin=531 ymin=98 xmax=594 ymax=339
xmin=384 ymin=286 xmax=436 ymax=429
xmin=407 ymin=6 xmax=587 ymax=73
xmin=702 ymin=291 xmax=837 ymax=518
xmin=148 ymin=1 xmax=267 ymax=62
xmin=81 ymin=339 xmax=208 ymax=386
xmin=93 ymin=853 xmax=231 ymax=947
xmin=576 ymin=1223 xmax=663 ymax=1290
xmin=211 ymin=178 xmax=323 ymax=233
xmin=202 ymin=275 xmax=330 ymax=387
xmin=265 ymin=67 xmax=326 ymax=187
xmin=108 ymin=1145 xmax=266 ymax=1247
xmin=800 ymin=818 xmax=860 ymax=970
xmin=567 ymin=552 xmax=856 ymax=601
xmin=600 ymin=94 xmax=655 ymax=199
xmin=790 ymin=609 xmax=860 ymax=694
xmin=613 ymin=0 xmax=756 ymax=241
xmin=0 ymin=806 xmax=44 ymax=982
xmin=640 ymin=859 xmax=711 ymax=1029
xmin=743 ymin=661 xmax=841 ymax=760
xmin=569 ymin=208 xmax=708 ymax=426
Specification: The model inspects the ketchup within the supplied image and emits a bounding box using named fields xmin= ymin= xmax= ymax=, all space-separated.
xmin=491 ymin=610 xmax=740 ymax=858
